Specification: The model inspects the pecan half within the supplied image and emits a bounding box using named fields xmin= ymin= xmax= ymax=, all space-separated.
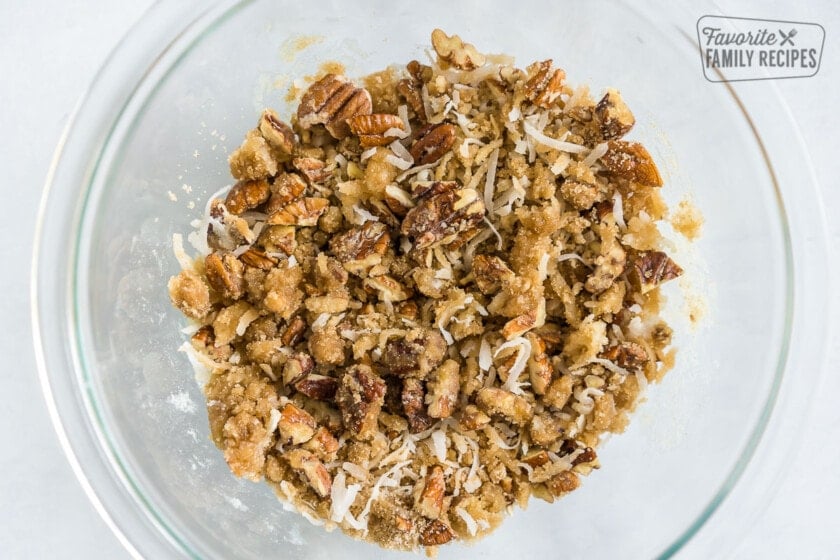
xmin=524 ymin=60 xmax=565 ymax=108
xmin=402 ymin=378 xmax=434 ymax=433
xmin=475 ymin=387 xmax=534 ymax=425
xmin=594 ymin=89 xmax=635 ymax=141
xmin=417 ymin=465 xmax=446 ymax=519
xmin=329 ymin=221 xmax=390 ymax=271
xmin=224 ymin=179 xmax=270 ymax=215
xmin=401 ymin=185 xmax=485 ymax=250
xmin=431 ymin=28 xmax=485 ymax=70
xmin=600 ymin=141 xmax=663 ymax=187
xmin=419 ymin=519 xmax=455 ymax=546
xmin=347 ymin=113 xmax=405 ymax=147
xmin=277 ymin=403 xmax=317 ymax=445
xmin=471 ymin=254 xmax=514 ymax=295
xmin=204 ymin=251 xmax=245 ymax=300
xmin=628 ymin=251 xmax=683 ymax=293
xmin=267 ymin=197 xmax=330 ymax=226
xmin=297 ymin=74 xmax=372 ymax=139
xmin=409 ymin=123 xmax=457 ymax=165
xmin=383 ymin=328 xmax=448 ymax=377
xmin=258 ymin=109 xmax=296 ymax=156
xmin=336 ymin=364 xmax=386 ymax=440
xmin=294 ymin=374 xmax=339 ymax=400
xmin=239 ymin=248 xmax=278 ymax=270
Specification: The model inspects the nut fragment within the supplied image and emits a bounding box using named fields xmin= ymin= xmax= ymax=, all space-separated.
xmin=426 ymin=360 xmax=460 ymax=419
xmin=259 ymin=109 xmax=297 ymax=156
xmin=228 ymin=132 xmax=279 ymax=181
xmin=527 ymin=334 xmax=553 ymax=396
xmin=286 ymin=449 xmax=332 ymax=498
xmin=402 ymin=377 xmax=434 ymax=434
xmin=277 ymin=403 xmax=317 ymax=445
xmin=419 ymin=519 xmax=455 ymax=546
xmin=458 ymin=404 xmax=491 ymax=431
xmin=471 ymin=255 xmax=514 ymax=295
xmin=594 ymin=89 xmax=635 ymax=140
xmin=168 ymin=269 xmax=211 ymax=319
xmin=601 ymin=341 xmax=649 ymax=372
xmin=584 ymin=228 xmax=626 ymax=294
xmin=292 ymin=157 xmax=331 ymax=185
xmin=431 ymin=28 xmax=485 ymax=70
xmin=546 ymin=470 xmax=580 ymax=497
xmin=281 ymin=316 xmax=306 ymax=346
xmin=297 ymin=74 xmax=372 ymax=139
xmin=401 ymin=184 xmax=485 ymax=250
xmin=383 ymin=328 xmax=448 ymax=377
xmin=336 ymin=365 xmax=386 ymax=440
xmin=364 ymin=274 xmax=410 ymax=302
xmin=302 ymin=426 xmax=340 ymax=461
xmin=475 ymin=387 xmax=534 ymax=425
xmin=417 ymin=465 xmax=446 ymax=519
xmin=409 ymin=123 xmax=457 ymax=166
xmin=543 ymin=375 xmax=573 ymax=410
xmin=397 ymin=63 xmax=427 ymax=121
xmin=524 ymin=60 xmax=565 ymax=108
xmin=267 ymin=197 xmax=330 ymax=226
xmin=282 ymin=352 xmax=315 ymax=386
xmin=294 ymin=374 xmax=339 ymax=400
xmin=224 ymin=179 xmax=271 ymax=215
xmin=329 ymin=221 xmax=390 ymax=271
xmin=347 ymin=113 xmax=405 ymax=147
xmin=266 ymin=173 xmax=307 ymax=213
xmin=205 ymin=251 xmax=245 ymax=300
xmin=239 ymin=248 xmax=278 ymax=270
xmin=600 ymin=140 xmax=663 ymax=187
xmin=628 ymin=251 xmax=683 ymax=293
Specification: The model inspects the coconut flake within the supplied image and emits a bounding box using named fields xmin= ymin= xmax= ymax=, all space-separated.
xmin=234 ymin=308 xmax=260 ymax=336
xmin=288 ymin=255 xmax=298 ymax=268
xmin=557 ymin=252 xmax=586 ymax=264
xmin=588 ymin=357 xmax=631 ymax=376
xmin=484 ymin=148 xmax=500 ymax=217
xmin=312 ymin=313 xmax=330 ymax=330
xmin=612 ymin=191 xmax=627 ymax=229
xmin=478 ymin=338 xmax=493 ymax=371
xmin=397 ymin=104 xmax=411 ymax=136
xmin=584 ymin=142 xmax=609 ymax=167
xmin=342 ymin=462 xmax=369 ymax=482
xmin=267 ymin=408 xmax=281 ymax=434
xmin=439 ymin=326 xmax=455 ymax=345
xmin=352 ymin=205 xmax=379 ymax=225
xmin=523 ymin=121 xmax=587 ymax=153
xmin=431 ymin=430 xmax=448 ymax=463
xmin=330 ymin=471 xmax=362 ymax=524
xmin=172 ymin=234 xmax=194 ymax=271
xmin=494 ymin=337 xmax=532 ymax=392
xmin=360 ymin=147 xmax=378 ymax=162
xmin=389 ymin=139 xmax=414 ymax=163
xmin=455 ymin=507 xmax=479 ymax=536
xmin=384 ymin=153 xmax=413 ymax=170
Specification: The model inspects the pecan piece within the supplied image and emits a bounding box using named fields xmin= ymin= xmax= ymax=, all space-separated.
xmin=383 ymin=328 xmax=448 ymax=377
xmin=475 ymin=387 xmax=534 ymax=425
xmin=347 ymin=113 xmax=405 ymax=147
xmin=265 ymin=172 xmax=306 ymax=214
xmin=628 ymin=251 xmax=683 ymax=293
xmin=527 ymin=334 xmax=553 ymax=396
xmin=267 ymin=197 xmax=329 ymax=226
xmin=282 ymin=352 xmax=314 ymax=386
xmin=291 ymin=157 xmax=330 ymax=185
xmin=336 ymin=364 xmax=386 ymax=440
xmin=600 ymin=140 xmax=663 ymax=187
xmin=383 ymin=184 xmax=415 ymax=217
xmin=364 ymin=274 xmax=410 ymax=302
xmin=228 ymin=132 xmax=279 ymax=181
xmin=329 ymin=221 xmax=390 ymax=272
xmin=524 ymin=60 xmax=565 ymax=108
xmin=277 ymin=403 xmax=317 ymax=445
xmin=190 ymin=325 xmax=232 ymax=361
xmin=594 ymin=89 xmax=635 ymax=140
xmin=204 ymin=251 xmax=245 ymax=300
xmin=522 ymin=449 xmax=551 ymax=468
xmin=302 ymin=426 xmax=340 ymax=461
xmin=543 ymin=375 xmax=573 ymax=409
xmin=294 ymin=374 xmax=339 ymax=400
xmin=409 ymin=123 xmax=457 ymax=165
xmin=281 ymin=316 xmax=306 ymax=346
xmin=402 ymin=377 xmax=434 ymax=433
xmin=239 ymin=248 xmax=277 ymax=270
xmin=297 ymin=74 xmax=372 ymax=139
xmin=471 ymin=254 xmax=514 ymax=295
xmin=286 ymin=449 xmax=332 ymax=498
xmin=419 ymin=519 xmax=455 ymax=546
xmin=572 ymin=447 xmax=598 ymax=466
xmin=224 ymin=178 xmax=271 ymax=215
xmin=417 ymin=465 xmax=446 ymax=519
xmin=258 ymin=109 xmax=296 ymax=156
xmin=168 ymin=269 xmax=211 ymax=319
xmin=397 ymin=79 xmax=426 ymax=121
xmin=584 ymin=234 xmax=626 ymax=294
xmin=458 ymin=404 xmax=491 ymax=431
xmin=426 ymin=360 xmax=460 ymax=419
xmin=602 ymin=341 xmax=649 ymax=372
xmin=546 ymin=470 xmax=580 ymax=497
xmin=431 ymin=28 xmax=485 ymax=70
xmin=401 ymin=185 xmax=485 ymax=250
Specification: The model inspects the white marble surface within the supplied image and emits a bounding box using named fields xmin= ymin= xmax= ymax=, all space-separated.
xmin=1 ymin=1 xmax=837 ymax=558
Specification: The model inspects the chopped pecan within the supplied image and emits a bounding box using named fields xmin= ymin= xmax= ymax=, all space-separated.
xmin=600 ymin=141 xmax=662 ymax=187
xmin=542 ymin=375 xmax=573 ymax=410
xmin=239 ymin=248 xmax=278 ymax=270
xmin=329 ymin=221 xmax=390 ymax=272
xmin=401 ymin=185 xmax=485 ymax=250
xmin=294 ymin=374 xmax=339 ymax=400
xmin=402 ymin=377 xmax=434 ymax=434
xmin=426 ymin=360 xmax=460 ymax=419
xmin=522 ymin=449 xmax=551 ymax=468
xmin=417 ymin=465 xmax=446 ymax=519
xmin=628 ymin=251 xmax=683 ymax=293
xmin=501 ymin=309 xmax=541 ymax=340
xmin=228 ymin=131 xmax=279 ymax=181
xmin=458 ymin=404 xmax=491 ymax=431
xmin=265 ymin=173 xmax=307 ymax=213
xmin=282 ymin=352 xmax=314 ymax=386
xmin=308 ymin=328 xmax=346 ymax=366
xmin=297 ymin=74 xmax=372 ymax=139
xmin=291 ymin=157 xmax=331 ymax=185
xmin=364 ymin=274 xmax=410 ymax=302
xmin=259 ymin=225 xmax=296 ymax=255
xmin=190 ymin=325 xmax=232 ymax=361
xmin=409 ymin=123 xmax=457 ymax=165
xmin=383 ymin=328 xmax=448 ymax=377
xmin=572 ymin=447 xmax=598 ymax=466
xmin=224 ymin=178 xmax=271 ymax=215
xmin=168 ymin=269 xmax=211 ymax=319
xmin=277 ymin=403 xmax=317 ymax=445
xmin=431 ymin=28 xmax=485 ymax=70
xmin=475 ymin=388 xmax=534 ymax=425
xmin=594 ymin=89 xmax=635 ymax=140
xmin=347 ymin=113 xmax=405 ymax=147
xmin=336 ymin=364 xmax=386 ymax=440
xmin=527 ymin=334 xmax=553 ymax=396
xmin=471 ymin=254 xmax=514 ymax=295
xmin=601 ymin=341 xmax=649 ymax=372
xmin=529 ymin=413 xmax=564 ymax=447
xmin=584 ymin=231 xmax=626 ymax=294
xmin=301 ymin=426 xmax=340 ymax=461
xmin=546 ymin=470 xmax=580 ymax=496
xmin=304 ymin=293 xmax=350 ymax=314
xmin=313 ymin=254 xmax=349 ymax=292
xmin=397 ymin=80 xmax=426 ymax=121
xmin=286 ymin=449 xmax=332 ymax=498
xmin=281 ymin=316 xmax=306 ymax=346
xmin=267 ymin=197 xmax=330 ymax=226
xmin=383 ymin=184 xmax=415 ymax=217
xmin=524 ymin=60 xmax=565 ymax=108
xmin=204 ymin=251 xmax=245 ymax=300
xmin=410 ymin=180 xmax=456 ymax=200
xmin=258 ymin=109 xmax=297 ymax=156
xmin=419 ymin=519 xmax=455 ymax=546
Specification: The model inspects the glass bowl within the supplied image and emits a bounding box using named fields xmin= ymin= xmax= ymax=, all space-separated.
xmin=32 ymin=1 xmax=831 ymax=558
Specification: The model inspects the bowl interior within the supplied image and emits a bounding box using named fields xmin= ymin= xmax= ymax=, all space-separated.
xmin=74 ymin=1 xmax=790 ymax=558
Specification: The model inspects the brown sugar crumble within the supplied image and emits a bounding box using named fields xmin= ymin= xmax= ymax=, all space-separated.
xmin=168 ymin=29 xmax=686 ymax=553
